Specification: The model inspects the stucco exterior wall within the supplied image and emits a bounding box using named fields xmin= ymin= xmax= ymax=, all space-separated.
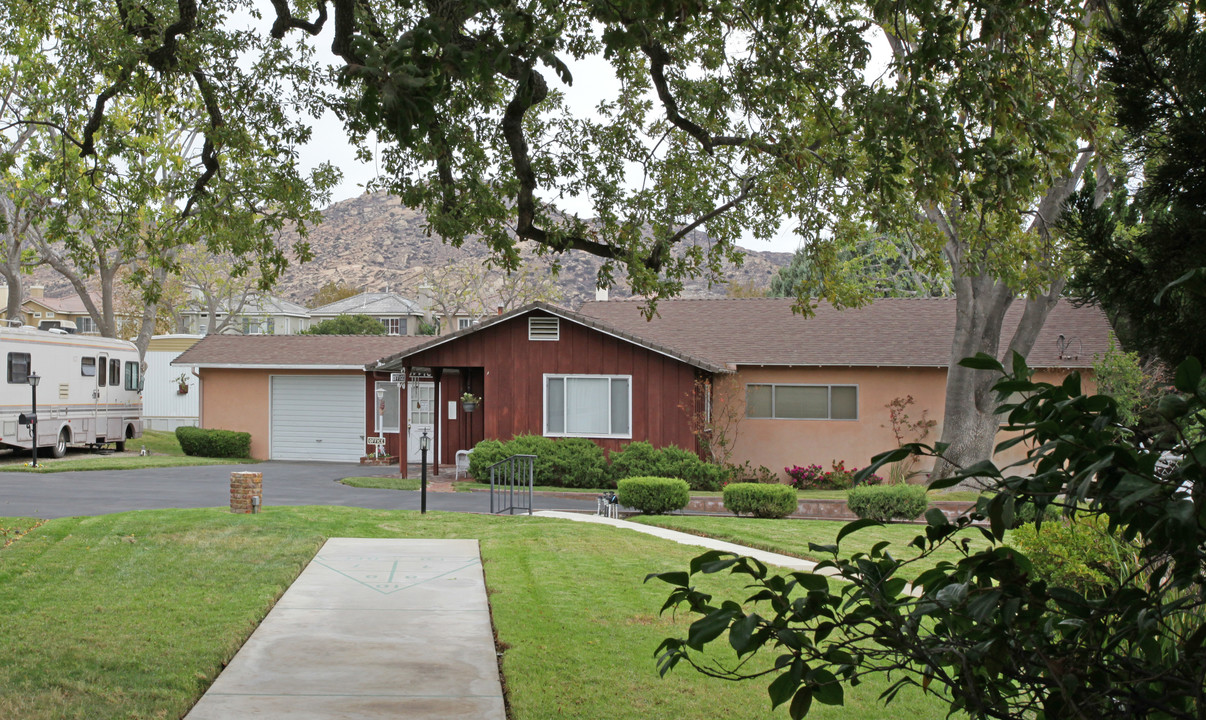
xmin=722 ymin=365 xmax=1093 ymax=482
xmin=198 ymin=368 xmax=359 ymax=460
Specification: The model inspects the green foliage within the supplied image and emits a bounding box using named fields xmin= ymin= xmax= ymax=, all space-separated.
xmin=722 ymin=483 xmax=797 ymax=519
xmin=308 ymin=282 xmax=361 ymax=309
xmin=1010 ymin=515 xmax=1133 ymax=598
xmin=656 ymin=445 xmax=728 ymax=491
xmin=1010 ymin=501 xmax=1060 ymax=529
xmin=648 ymin=353 xmax=1206 ymax=719
xmin=609 ymin=441 xmax=663 ymax=484
xmin=174 ymin=427 xmax=251 ymax=459
xmin=301 ymin=314 xmax=387 ymax=336
xmin=545 ymin=438 xmax=610 ymax=489
xmin=845 ymin=484 xmax=928 ymax=522
xmin=417 ymin=319 xmax=439 ymax=336
xmin=769 ymin=238 xmax=951 ymax=303
xmin=467 ymin=440 xmax=508 ymax=481
xmin=616 ymin=477 xmax=690 ymax=515
xmin=1093 ymin=334 xmax=1151 ymax=428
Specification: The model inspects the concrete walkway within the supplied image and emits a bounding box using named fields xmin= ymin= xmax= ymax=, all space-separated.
xmin=185 ymin=538 xmax=505 ymax=720
xmin=533 ymin=510 xmax=839 ymax=576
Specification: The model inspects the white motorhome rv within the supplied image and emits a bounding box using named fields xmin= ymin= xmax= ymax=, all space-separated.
xmin=1 ymin=324 xmax=143 ymax=456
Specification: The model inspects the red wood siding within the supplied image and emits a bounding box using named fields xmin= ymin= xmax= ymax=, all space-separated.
xmin=405 ymin=311 xmax=701 ymax=464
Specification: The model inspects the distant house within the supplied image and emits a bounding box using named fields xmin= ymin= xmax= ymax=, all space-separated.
xmin=18 ymin=285 xmax=109 ymax=333
xmin=178 ymin=294 xmax=311 ymax=336
xmin=307 ymin=292 xmax=428 ymax=336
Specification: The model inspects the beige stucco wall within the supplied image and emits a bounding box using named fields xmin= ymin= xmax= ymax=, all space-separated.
xmin=199 ymin=368 xmax=358 ymax=460
xmin=721 ymin=366 xmax=1093 ymax=482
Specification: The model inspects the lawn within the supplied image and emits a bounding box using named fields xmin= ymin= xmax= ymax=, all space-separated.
xmin=0 ymin=508 xmax=947 ymax=720
xmin=631 ymin=514 xmax=1004 ymax=581
xmin=341 ymin=476 xmax=421 ymax=491
xmin=0 ymin=430 xmax=255 ymax=473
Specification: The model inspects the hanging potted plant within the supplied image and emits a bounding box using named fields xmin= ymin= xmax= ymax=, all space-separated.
xmin=460 ymin=391 xmax=481 ymax=412
xmin=174 ymin=373 xmax=190 ymax=395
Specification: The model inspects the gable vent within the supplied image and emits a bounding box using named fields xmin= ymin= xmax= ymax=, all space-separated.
xmin=529 ymin=316 xmax=560 ymax=341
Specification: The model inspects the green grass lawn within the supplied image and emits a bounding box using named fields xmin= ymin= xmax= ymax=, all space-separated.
xmin=430 ymin=480 xmax=982 ymax=502
xmin=631 ymin=514 xmax=1003 ymax=581
xmin=0 ymin=508 xmax=948 ymax=720
xmin=341 ymin=476 xmax=421 ymax=491
xmin=0 ymin=430 xmax=256 ymax=473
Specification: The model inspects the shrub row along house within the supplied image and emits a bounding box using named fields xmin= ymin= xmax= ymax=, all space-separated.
xmin=174 ymin=297 xmax=1111 ymax=479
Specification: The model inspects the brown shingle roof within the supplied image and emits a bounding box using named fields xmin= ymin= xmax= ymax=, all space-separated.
xmin=576 ymin=297 xmax=1113 ymax=369
xmin=172 ymin=334 xmax=428 ymax=368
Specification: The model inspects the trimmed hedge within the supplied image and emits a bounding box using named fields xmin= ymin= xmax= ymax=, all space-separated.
xmin=616 ymin=477 xmax=690 ymax=515
xmin=845 ymin=484 xmax=929 ymax=522
xmin=175 ymin=426 xmax=251 ymax=458
xmin=723 ymin=483 xmax=797 ymax=518
xmin=468 ymin=436 xmax=722 ymax=490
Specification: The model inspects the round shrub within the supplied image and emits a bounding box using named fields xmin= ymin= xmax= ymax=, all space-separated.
xmin=609 ymin=441 xmax=663 ymax=484
xmin=723 ymin=483 xmax=798 ymax=518
xmin=548 ymin=438 xmax=609 ymax=488
xmin=616 ymin=477 xmax=690 ymax=515
xmin=467 ymin=439 xmax=507 ymax=481
xmin=175 ymin=426 xmax=251 ymax=458
xmin=845 ymin=484 xmax=929 ymax=522
xmin=499 ymin=434 xmax=558 ymax=484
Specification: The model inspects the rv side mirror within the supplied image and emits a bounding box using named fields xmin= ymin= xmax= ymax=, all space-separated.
xmin=18 ymin=413 xmax=36 ymax=425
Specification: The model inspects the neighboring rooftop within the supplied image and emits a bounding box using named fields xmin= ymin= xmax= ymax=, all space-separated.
xmin=174 ymin=334 xmax=428 ymax=369
xmin=575 ymin=297 xmax=1113 ymax=369
xmin=309 ymin=292 xmax=425 ymax=317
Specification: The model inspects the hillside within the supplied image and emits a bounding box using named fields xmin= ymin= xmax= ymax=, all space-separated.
xmin=28 ymin=192 xmax=792 ymax=308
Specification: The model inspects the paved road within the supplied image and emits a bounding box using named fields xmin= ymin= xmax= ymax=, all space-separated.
xmin=0 ymin=462 xmax=597 ymax=518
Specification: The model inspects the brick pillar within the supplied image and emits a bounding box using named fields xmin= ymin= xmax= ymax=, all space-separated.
xmin=230 ymin=471 xmax=263 ymax=514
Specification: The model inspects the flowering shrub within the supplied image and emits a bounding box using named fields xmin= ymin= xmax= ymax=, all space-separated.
xmin=786 ymin=461 xmax=882 ymax=489
xmin=785 ymin=464 xmax=826 ymax=489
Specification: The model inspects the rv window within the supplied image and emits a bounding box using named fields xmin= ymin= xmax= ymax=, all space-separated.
xmin=81 ymin=357 xmax=96 ymax=377
xmin=110 ymin=359 xmax=120 ymax=385
xmin=98 ymin=358 xmax=107 ymax=386
xmin=125 ymin=362 xmax=141 ymax=391
xmin=7 ymin=353 xmax=30 ymax=384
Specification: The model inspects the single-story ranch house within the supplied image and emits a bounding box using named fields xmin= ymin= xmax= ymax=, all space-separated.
xmin=176 ymin=297 xmax=1112 ymax=478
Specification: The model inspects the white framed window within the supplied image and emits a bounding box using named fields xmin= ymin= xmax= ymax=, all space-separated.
xmin=458 ymin=317 xmax=474 ymax=330
xmin=374 ymin=381 xmax=401 ymax=433
xmin=32 ymin=311 xmax=41 ymax=318
xmin=381 ymin=318 xmax=404 ymax=335
xmin=77 ymin=316 xmax=96 ymax=334
xmin=45 ymin=311 xmax=54 ymax=318
xmin=544 ymin=374 xmax=631 ymax=438
xmin=746 ymin=384 xmax=858 ymax=420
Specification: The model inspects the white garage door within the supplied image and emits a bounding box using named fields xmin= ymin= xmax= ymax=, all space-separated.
xmin=270 ymin=375 xmax=365 ymax=461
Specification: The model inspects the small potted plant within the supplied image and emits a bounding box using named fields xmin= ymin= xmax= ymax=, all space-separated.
xmin=460 ymin=391 xmax=481 ymax=412
xmin=174 ymin=372 xmax=190 ymax=395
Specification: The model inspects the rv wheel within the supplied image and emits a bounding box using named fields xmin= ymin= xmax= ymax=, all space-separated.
xmin=52 ymin=430 xmax=69 ymax=459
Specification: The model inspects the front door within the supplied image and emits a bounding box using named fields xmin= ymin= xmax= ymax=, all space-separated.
xmin=406 ymin=381 xmax=435 ymax=463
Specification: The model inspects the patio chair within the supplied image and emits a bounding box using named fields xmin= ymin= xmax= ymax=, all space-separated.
xmin=455 ymin=448 xmax=474 ymax=480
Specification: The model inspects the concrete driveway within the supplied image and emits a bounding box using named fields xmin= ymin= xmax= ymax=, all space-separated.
xmin=0 ymin=462 xmax=597 ymax=518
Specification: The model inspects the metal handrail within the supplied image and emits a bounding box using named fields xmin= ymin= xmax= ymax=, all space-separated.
xmin=489 ymin=454 xmax=535 ymax=515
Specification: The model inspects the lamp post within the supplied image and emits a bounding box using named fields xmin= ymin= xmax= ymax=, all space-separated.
xmin=419 ymin=429 xmax=430 ymax=514
xmin=375 ymin=385 xmax=386 ymax=457
xmin=27 ymin=371 xmax=40 ymax=468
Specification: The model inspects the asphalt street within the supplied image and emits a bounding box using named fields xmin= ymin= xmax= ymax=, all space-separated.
xmin=0 ymin=462 xmax=598 ymax=518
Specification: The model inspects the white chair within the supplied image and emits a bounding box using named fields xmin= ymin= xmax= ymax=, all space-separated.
xmin=455 ymin=449 xmax=473 ymax=480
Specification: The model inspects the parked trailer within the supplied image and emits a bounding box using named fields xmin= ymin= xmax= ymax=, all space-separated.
xmin=0 ymin=325 xmax=143 ymax=456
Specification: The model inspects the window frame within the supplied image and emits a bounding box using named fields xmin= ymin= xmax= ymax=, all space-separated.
xmin=7 ymin=352 xmax=30 ymax=384
xmin=457 ymin=317 xmax=474 ymax=331
xmin=543 ymin=373 xmax=633 ymax=439
xmin=125 ymin=361 xmax=142 ymax=391
xmin=81 ymin=357 xmax=97 ymax=377
xmin=745 ymin=383 xmax=859 ymax=421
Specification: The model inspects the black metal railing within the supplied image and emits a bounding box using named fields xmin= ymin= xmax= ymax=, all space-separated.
xmin=489 ymin=454 xmax=535 ymax=515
